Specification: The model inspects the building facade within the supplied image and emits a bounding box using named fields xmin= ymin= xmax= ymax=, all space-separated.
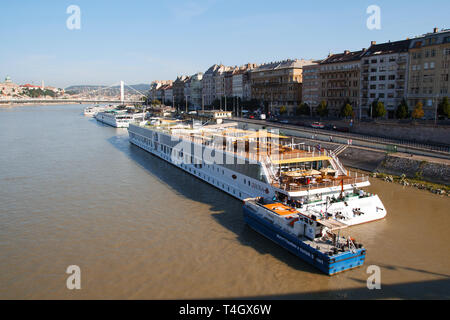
xmin=149 ymin=80 xmax=172 ymax=101
xmin=202 ymin=64 xmax=222 ymax=106
xmin=407 ymin=28 xmax=450 ymax=119
xmin=173 ymin=76 xmax=189 ymax=107
xmin=251 ymin=59 xmax=314 ymax=115
xmin=360 ymin=40 xmax=411 ymax=118
xmin=319 ymin=50 xmax=366 ymax=117
xmin=214 ymin=65 xmax=232 ymax=104
xmin=163 ymin=85 xmax=173 ymax=105
xmin=301 ymin=62 xmax=321 ymax=111
xmin=189 ymin=73 xmax=203 ymax=109
xmin=232 ymin=63 xmax=257 ymax=101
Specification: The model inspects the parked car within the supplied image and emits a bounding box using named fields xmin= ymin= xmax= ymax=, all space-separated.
xmin=333 ymin=126 xmax=350 ymax=133
xmin=311 ymin=122 xmax=325 ymax=129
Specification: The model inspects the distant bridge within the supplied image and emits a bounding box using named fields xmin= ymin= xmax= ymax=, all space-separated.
xmin=1 ymin=80 xmax=147 ymax=106
xmin=0 ymin=98 xmax=143 ymax=105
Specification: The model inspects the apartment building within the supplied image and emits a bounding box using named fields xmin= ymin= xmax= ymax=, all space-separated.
xmin=251 ymin=59 xmax=314 ymax=114
xmin=319 ymin=50 xmax=366 ymax=117
xmin=163 ymin=85 xmax=173 ymax=105
xmin=202 ymin=64 xmax=222 ymax=106
xmin=360 ymin=39 xmax=411 ymax=118
xmin=232 ymin=63 xmax=257 ymax=101
xmin=173 ymin=75 xmax=189 ymax=106
xmin=214 ymin=65 xmax=233 ymax=103
xmin=189 ymin=73 xmax=203 ymax=109
xmin=407 ymin=28 xmax=450 ymax=119
xmin=149 ymin=80 xmax=172 ymax=101
xmin=301 ymin=62 xmax=321 ymax=111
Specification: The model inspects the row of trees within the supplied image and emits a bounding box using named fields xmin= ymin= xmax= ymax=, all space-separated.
xmin=144 ymin=92 xmax=450 ymax=120
xmin=294 ymin=97 xmax=450 ymax=120
xmin=394 ymin=97 xmax=450 ymax=119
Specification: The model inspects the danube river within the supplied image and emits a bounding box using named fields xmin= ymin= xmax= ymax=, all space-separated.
xmin=0 ymin=104 xmax=449 ymax=299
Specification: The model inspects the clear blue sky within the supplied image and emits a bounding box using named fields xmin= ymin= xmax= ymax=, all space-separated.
xmin=0 ymin=0 xmax=448 ymax=88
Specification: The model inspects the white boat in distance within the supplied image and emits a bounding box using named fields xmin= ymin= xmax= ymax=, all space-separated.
xmin=83 ymin=105 xmax=114 ymax=117
xmin=96 ymin=109 xmax=145 ymax=128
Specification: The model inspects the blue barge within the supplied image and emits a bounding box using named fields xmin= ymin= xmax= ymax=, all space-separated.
xmin=243 ymin=198 xmax=366 ymax=275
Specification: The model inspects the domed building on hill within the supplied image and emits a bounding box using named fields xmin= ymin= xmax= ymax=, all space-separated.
xmin=1 ymin=76 xmax=22 ymax=97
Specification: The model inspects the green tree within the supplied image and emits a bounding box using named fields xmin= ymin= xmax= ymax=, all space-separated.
xmin=396 ymin=98 xmax=409 ymax=119
xmin=279 ymin=105 xmax=287 ymax=115
xmin=412 ymin=101 xmax=425 ymax=119
xmin=316 ymin=101 xmax=328 ymax=117
xmin=151 ymin=99 xmax=161 ymax=106
xmin=438 ymin=97 xmax=450 ymax=118
xmin=341 ymin=103 xmax=353 ymax=118
xmin=372 ymin=101 xmax=386 ymax=118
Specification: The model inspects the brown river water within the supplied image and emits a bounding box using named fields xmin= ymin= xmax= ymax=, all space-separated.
xmin=0 ymin=104 xmax=449 ymax=299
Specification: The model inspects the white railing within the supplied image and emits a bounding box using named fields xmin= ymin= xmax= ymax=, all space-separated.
xmin=329 ymin=150 xmax=347 ymax=176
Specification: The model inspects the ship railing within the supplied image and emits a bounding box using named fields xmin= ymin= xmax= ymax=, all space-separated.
xmin=273 ymin=175 xmax=369 ymax=192
xmin=262 ymin=155 xmax=278 ymax=183
xmin=328 ymin=150 xmax=348 ymax=176
xmin=269 ymin=149 xmax=328 ymax=161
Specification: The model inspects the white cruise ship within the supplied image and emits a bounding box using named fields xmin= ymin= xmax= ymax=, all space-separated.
xmin=83 ymin=105 xmax=114 ymax=117
xmin=96 ymin=110 xmax=145 ymax=128
xmin=128 ymin=119 xmax=387 ymax=226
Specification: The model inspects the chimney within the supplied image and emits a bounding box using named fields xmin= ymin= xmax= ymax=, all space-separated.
xmin=433 ymin=27 xmax=439 ymax=33
xmin=371 ymin=41 xmax=376 ymax=46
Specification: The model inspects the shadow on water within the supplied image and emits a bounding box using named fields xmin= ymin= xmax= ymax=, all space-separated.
xmin=106 ymin=135 xmax=323 ymax=276
xmin=231 ymin=278 xmax=450 ymax=300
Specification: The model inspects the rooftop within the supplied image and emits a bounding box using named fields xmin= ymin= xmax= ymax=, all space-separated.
xmin=362 ymin=39 xmax=411 ymax=57
xmin=252 ymin=59 xmax=315 ymax=72
xmin=320 ymin=50 xmax=366 ymax=65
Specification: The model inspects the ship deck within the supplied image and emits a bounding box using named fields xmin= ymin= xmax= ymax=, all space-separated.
xmin=138 ymin=123 xmax=369 ymax=192
xmin=271 ymin=175 xmax=368 ymax=192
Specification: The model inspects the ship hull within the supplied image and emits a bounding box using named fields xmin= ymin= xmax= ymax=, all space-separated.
xmin=95 ymin=113 xmax=129 ymax=128
xmin=243 ymin=205 xmax=366 ymax=275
